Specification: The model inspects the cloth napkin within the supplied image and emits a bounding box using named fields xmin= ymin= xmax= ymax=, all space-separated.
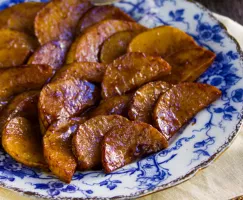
xmin=0 ymin=13 xmax=243 ymax=200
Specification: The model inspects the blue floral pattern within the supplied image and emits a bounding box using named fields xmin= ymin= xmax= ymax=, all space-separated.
xmin=31 ymin=182 xmax=93 ymax=197
xmin=0 ymin=0 xmax=242 ymax=199
xmin=194 ymin=14 xmax=224 ymax=43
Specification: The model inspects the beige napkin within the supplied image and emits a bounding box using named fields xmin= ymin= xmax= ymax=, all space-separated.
xmin=0 ymin=14 xmax=243 ymax=200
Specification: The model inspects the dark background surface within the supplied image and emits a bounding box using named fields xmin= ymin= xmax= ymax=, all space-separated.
xmin=196 ymin=0 xmax=243 ymax=25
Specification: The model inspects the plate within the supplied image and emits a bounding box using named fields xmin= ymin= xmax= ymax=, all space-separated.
xmin=0 ymin=0 xmax=243 ymax=199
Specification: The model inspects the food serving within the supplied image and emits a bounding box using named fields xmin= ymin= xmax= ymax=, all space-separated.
xmin=0 ymin=0 xmax=223 ymax=185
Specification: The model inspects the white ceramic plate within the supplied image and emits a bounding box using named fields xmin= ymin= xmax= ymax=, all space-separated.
xmin=0 ymin=0 xmax=242 ymax=199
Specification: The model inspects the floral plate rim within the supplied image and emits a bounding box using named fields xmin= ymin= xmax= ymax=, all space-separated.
xmin=0 ymin=0 xmax=243 ymax=199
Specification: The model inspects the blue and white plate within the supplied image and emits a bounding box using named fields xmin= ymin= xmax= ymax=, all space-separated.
xmin=0 ymin=0 xmax=243 ymax=199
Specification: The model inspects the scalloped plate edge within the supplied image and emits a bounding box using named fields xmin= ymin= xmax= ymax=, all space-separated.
xmin=0 ymin=0 xmax=242 ymax=199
